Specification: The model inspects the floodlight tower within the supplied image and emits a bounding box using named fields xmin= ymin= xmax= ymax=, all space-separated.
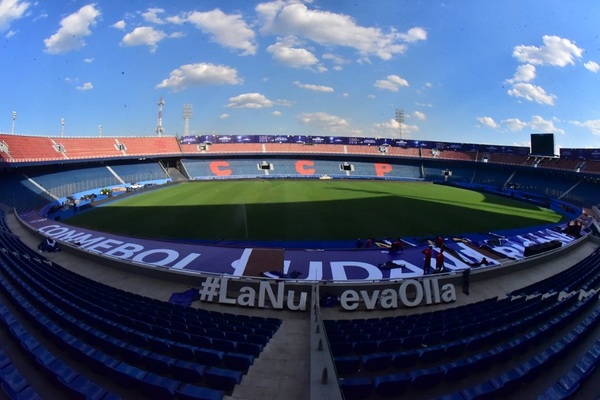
xmin=61 ymin=118 xmax=65 ymax=137
xmin=11 ymin=111 xmax=16 ymax=134
xmin=98 ymin=124 xmax=102 ymax=137
xmin=156 ymin=97 xmax=165 ymax=136
xmin=183 ymin=104 xmax=192 ymax=136
xmin=395 ymin=108 xmax=405 ymax=139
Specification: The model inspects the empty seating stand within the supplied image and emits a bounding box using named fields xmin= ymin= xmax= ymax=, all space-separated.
xmin=0 ymin=210 xmax=281 ymax=399
xmin=325 ymin=247 xmax=600 ymax=399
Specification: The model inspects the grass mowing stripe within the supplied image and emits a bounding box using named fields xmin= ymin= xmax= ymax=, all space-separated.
xmin=64 ymin=180 xmax=563 ymax=241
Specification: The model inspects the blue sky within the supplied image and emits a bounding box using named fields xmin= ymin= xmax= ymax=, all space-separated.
xmin=1 ymin=0 xmax=599 ymax=149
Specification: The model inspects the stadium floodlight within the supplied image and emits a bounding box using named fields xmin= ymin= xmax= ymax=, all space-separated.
xmin=98 ymin=124 xmax=102 ymax=137
xmin=61 ymin=118 xmax=65 ymax=137
xmin=11 ymin=111 xmax=16 ymax=134
xmin=395 ymin=109 xmax=404 ymax=139
xmin=183 ymin=104 xmax=192 ymax=136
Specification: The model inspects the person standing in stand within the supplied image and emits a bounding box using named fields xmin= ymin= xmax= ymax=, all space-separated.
xmin=422 ymin=245 xmax=433 ymax=275
xmin=435 ymin=250 xmax=445 ymax=273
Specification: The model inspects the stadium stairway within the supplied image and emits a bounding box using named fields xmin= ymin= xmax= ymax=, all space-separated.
xmin=166 ymin=167 xmax=188 ymax=182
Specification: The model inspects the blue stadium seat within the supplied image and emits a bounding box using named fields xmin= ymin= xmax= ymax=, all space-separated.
xmin=204 ymin=367 xmax=242 ymax=392
xmin=0 ymin=365 xmax=30 ymax=396
xmin=536 ymin=382 xmax=579 ymax=400
xmin=171 ymin=360 xmax=206 ymax=382
xmin=444 ymin=339 xmax=468 ymax=358
xmin=223 ymin=352 xmax=254 ymax=372
xmin=110 ymin=362 xmax=147 ymax=389
xmin=338 ymin=377 xmax=374 ymax=400
xmin=419 ymin=344 xmax=446 ymax=363
xmin=48 ymin=359 xmax=79 ymax=389
xmin=195 ymin=348 xmax=223 ymax=367
xmin=352 ymin=340 xmax=378 ymax=355
xmin=487 ymin=369 xmax=523 ymax=396
xmin=574 ymin=353 xmax=597 ymax=378
xmin=373 ymin=372 xmax=410 ymax=397
xmin=145 ymin=352 xmax=175 ymax=375
xmin=555 ymin=369 xmax=582 ymax=397
xmin=62 ymin=374 xmax=109 ymax=400
xmin=211 ymin=339 xmax=237 ymax=353
xmin=409 ymin=366 xmax=443 ymax=390
xmin=441 ymin=359 xmax=469 ymax=382
xmin=1 ymin=382 xmax=41 ymax=400
xmin=88 ymin=351 xmax=120 ymax=376
xmin=171 ymin=343 xmax=196 ymax=361
xmin=392 ymin=350 xmax=419 ymax=368
xmin=460 ymin=381 xmax=497 ymax=400
xmin=140 ymin=372 xmax=180 ymax=400
xmin=361 ymin=353 xmax=392 ymax=371
xmin=176 ymin=383 xmax=224 ymax=400
xmin=377 ymin=338 xmax=401 ymax=353
xmin=334 ymin=356 xmax=361 ymax=375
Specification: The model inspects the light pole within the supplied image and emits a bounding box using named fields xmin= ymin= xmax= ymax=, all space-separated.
xmin=395 ymin=109 xmax=404 ymax=140
xmin=11 ymin=111 xmax=16 ymax=134
xmin=183 ymin=104 xmax=192 ymax=136
xmin=61 ymin=118 xmax=65 ymax=137
xmin=98 ymin=124 xmax=102 ymax=137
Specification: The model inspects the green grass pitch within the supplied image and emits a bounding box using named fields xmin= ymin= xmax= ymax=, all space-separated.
xmin=65 ymin=180 xmax=564 ymax=242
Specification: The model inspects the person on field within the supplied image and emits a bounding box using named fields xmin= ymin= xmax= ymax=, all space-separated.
xmin=422 ymin=245 xmax=433 ymax=275
xmin=462 ymin=266 xmax=471 ymax=295
xmin=435 ymin=250 xmax=445 ymax=273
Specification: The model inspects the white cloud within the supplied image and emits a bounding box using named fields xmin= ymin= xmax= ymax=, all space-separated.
xmin=267 ymin=39 xmax=319 ymax=69
xmin=32 ymin=13 xmax=47 ymax=22
xmin=501 ymin=118 xmax=527 ymax=131
xmin=506 ymin=64 xmax=536 ymax=83
xmin=0 ymin=0 xmax=29 ymax=32
xmin=272 ymin=110 xmax=282 ymax=117
xmin=83 ymin=57 xmax=94 ymax=63
xmin=111 ymin=20 xmax=126 ymax=30
xmin=496 ymin=116 xmax=562 ymax=134
xmin=506 ymin=36 xmax=583 ymax=105
xmin=513 ymin=35 xmax=583 ymax=67
xmin=257 ymin=2 xmax=424 ymax=60
xmin=477 ymin=116 xmax=498 ymax=129
xmin=76 ymin=82 xmax=93 ymax=91
xmin=529 ymin=115 xmax=564 ymax=135
xmin=399 ymin=27 xmax=427 ymax=43
xmin=299 ymin=112 xmax=350 ymax=133
xmin=156 ymin=63 xmax=242 ymax=92
xmin=584 ymin=61 xmax=600 ymax=73
xmin=5 ymin=29 xmax=15 ymax=38
xmin=121 ymin=26 xmax=166 ymax=53
xmin=142 ymin=8 xmax=165 ymax=24
xmin=186 ymin=9 xmax=256 ymax=55
xmin=373 ymin=118 xmax=418 ymax=137
xmin=374 ymin=75 xmax=409 ymax=91
xmin=322 ymin=52 xmax=349 ymax=68
xmin=227 ymin=93 xmax=273 ymax=108
xmin=571 ymin=119 xmax=600 ymax=135
xmin=44 ymin=4 xmax=101 ymax=54
xmin=413 ymin=111 xmax=426 ymax=120
xmin=507 ymin=83 xmax=556 ymax=105
xmin=220 ymin=113 xmax=230 ymax=119
xmin=294 ymin=81 xmax=334 ymax=92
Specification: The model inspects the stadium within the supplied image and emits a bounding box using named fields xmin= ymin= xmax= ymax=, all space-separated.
xmin=1 ymin=131 xmax=600 ymax=400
